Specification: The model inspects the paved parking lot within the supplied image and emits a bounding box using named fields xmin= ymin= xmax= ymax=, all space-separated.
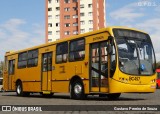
xmin=0 ymin=90 xmax=160 ymax=114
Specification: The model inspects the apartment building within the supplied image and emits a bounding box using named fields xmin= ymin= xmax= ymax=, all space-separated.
xmin=46 ymin=0 xmax=106 ymax=42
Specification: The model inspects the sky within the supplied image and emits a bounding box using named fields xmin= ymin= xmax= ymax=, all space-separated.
xmin=0 ymin=0 xmax=160 ymax=61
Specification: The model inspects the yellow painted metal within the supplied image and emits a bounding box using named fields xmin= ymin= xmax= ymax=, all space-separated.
xmin=3 ymin=26 xmax=156 ymax=95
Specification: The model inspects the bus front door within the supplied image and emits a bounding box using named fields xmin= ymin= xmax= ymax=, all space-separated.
xmin=42 ymin=52 xmax=52 ymax=91
xmin=90 ymin=42 xmax=109 ymax=93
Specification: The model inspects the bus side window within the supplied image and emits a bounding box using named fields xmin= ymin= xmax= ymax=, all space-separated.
xmin=69 ymin=38 xmax=85 ymax=62
xmin=56 ymin=42 xmax=68 ymax=64
xmin=28 ymin=49 xmax=38 ymax=67
xmin=18 ymin=52 xmax=27 ymax=69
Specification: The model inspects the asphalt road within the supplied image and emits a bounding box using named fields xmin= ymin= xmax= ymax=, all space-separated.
xmin=0 ymin=89 xmax=160 ymax=114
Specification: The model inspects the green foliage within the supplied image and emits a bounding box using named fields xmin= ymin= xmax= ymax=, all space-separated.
xmin=156 ymin=61 xmax=160 ymax=69
xmin=0 ymin=61 xmax=3 ymax=77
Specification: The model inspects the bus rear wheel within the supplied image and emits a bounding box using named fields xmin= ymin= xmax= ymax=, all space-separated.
xmin=16 ymin=82 xmax=23 ymax=96
xmin=70 ymin=80 xmax=85 ymax=100
xmin=107 ymin=93 xmax=121 ymax=100
xmin=16 ymin=82 xmax=29 ymax=97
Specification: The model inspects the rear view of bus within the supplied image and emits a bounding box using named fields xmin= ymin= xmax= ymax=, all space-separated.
xmin=109 ymin=28 xmax=156 ymax=95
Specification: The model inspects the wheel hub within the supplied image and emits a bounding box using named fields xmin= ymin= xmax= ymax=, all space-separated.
xmin=74 ymin=84 xmax=82 ymax=94
xmin=17 ymin=85 xmax=21 ymax=94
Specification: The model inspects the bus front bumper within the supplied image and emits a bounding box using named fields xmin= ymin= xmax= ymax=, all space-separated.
xmin=109 ymin=80 xmax=156 ymax=93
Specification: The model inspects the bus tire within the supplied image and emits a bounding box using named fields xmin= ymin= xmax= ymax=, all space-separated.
xmin=107 ymin=93 xmax=121 ymax=100
xmin=70 ymin=80 xmax=85 ymax=100
xmin=16 ymin=82 xmax=23 ymax=96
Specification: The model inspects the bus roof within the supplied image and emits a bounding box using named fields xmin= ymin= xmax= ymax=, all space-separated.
xmin=5 ymin=26 xmax=148 ymax=56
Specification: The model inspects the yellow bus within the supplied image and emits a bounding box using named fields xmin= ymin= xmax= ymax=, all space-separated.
xmin=3 ymin=27 xmax=157 ymax=99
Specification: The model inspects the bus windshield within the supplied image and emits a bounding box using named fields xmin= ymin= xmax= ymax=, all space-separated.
xmin=113 ymin=29 xmax=156 ymax=75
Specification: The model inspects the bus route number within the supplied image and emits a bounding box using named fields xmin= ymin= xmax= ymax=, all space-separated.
xmin=129 ymin=76 xmax=140 ymax=81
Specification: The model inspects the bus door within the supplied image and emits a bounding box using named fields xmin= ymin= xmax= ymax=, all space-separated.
xmin=90 ymin=41 xmax=109 ymax=92
xmin=41 ymin=52 xmax=52 ymax=91
xmin=8 ymin=60 xmax=15 ymax=90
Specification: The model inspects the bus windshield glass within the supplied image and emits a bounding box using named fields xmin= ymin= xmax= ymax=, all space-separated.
xmin=113 ymin=29 xmax=156 ymax=75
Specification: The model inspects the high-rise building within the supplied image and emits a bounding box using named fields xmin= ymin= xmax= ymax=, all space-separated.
xmin=45 ymin=0 xmax=106 ymax=42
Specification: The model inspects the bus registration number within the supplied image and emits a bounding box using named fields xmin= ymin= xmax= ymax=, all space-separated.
xmin=129 ymin=76 xmax=140 ymax=81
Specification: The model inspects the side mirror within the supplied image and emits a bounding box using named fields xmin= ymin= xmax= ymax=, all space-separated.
xmin=107 ymin=44 xmax=113 ymax=54
xmin=108 ymin=36 xmax=114 ymax=46
xmin=107 ymin=36 xmax=114 ymax=54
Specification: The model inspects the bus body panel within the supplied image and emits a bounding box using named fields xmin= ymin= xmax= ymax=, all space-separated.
xmin=3 ymin=27 xmax=156 ymax=97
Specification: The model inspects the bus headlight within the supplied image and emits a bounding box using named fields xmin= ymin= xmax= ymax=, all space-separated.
xmin=151 ymin=79 xmax=156 ymax=83
xmin=120 ymin=78 xmax=128 ymax=83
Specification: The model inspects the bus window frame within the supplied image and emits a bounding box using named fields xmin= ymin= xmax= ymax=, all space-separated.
xmin=18 ymin=51 xmax=27 ymax=69
xmin=27 ymin=49 xmax=39 ymax=67
xmin=69 ymin=38 xmax=85 ymax=62
xmin=56 ymin=41 xmax=68 ymax=64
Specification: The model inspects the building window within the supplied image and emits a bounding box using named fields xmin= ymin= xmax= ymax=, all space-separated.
xmin=73 ymin=0 xmax=78 ymax=2
xmin=56 ymin=31 xmax=60 ymax=35
xmin=73 ymin=22 xmax=78 ymax=26
xmin=88 ymin=12 xmax=93 ymax=16
xmin=73 ymin=30 xmax=78 ymax=35
xmin=48 ymin=23 xmax=52 ymax=27
xmin=88 ymin=20 xmax=93 ymax=24
xmin=56 ymin=23 xmax=60 ymax=27
xmin=80 ymin=29 xmax=85 ymax=33
xmin=64 ymin=0 xmax=70 ymax=3
xmin=28 ymin=49 xmax=38 ymax=67
xmin=55 ymin=0 xmax=59 ymax=3
xmin=56 ymin=42 xmax=68 ymax=63
xmin=69 ymin=38 xmax=85 ymax=62
xmin=73 ymin=7 xmax=78 ymax=11
xmin=48 ymin=31 xmax=52 ymax=35
xmin=64 ymin=7 xmax=70 ymax=11
xmin=64 ymin=31 xmax=70 ymax=35
xmin=64 ymin=15 xmax=70 ymax=19
xmin=55 ymin=15 xmax=60 ymax=19
xmin=56 ymin=7 xmax=60 ymax=11
xmin=18 ymin=52 xmax=27 ymax=68
xmin=65 ymin=23 xmax=70 ymax=27
xmin=48 ymin=8 xmax=52 ymax=11
xmin=89 ymin=28 xmax=93 ymax=32
xmin=48 ymin=0 xmax=52 ymax=4
xmin=80 ymin=21 xmax=85 ymax=25
xmin=80 ymin=13 xmax=85 ymax=16
xmin=48 ymin=15 xmax=52 ymax=19
xmin=48 ymin=39 xmax=52 ymax=42
xmin=80 ymin=4 xmax=84 ymax=8
xmin=73 ymin=15 xmax=78 ymax=18
xmin=88 ymin=4 xmax=92 ymax=8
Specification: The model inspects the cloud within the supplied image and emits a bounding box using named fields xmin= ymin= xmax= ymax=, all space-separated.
xmin=108 ymin=1 xmax=160 ymax=61
xmin=109 ymin=3 xmax=144 ymax=23
xmin=135 ymin=17 xmax=160 ymax=61
xmin=0 ymin=18 xmax=44 ymax=61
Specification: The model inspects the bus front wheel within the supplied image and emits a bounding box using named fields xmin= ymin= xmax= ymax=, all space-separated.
xmin=70 ymin=80 xmax=85 ymax=100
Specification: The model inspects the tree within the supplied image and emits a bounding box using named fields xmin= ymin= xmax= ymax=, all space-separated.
xmin=156 ymin=61 xmax=160 ymax=69
xmin=0 ymin=61 xmax=4 ymax=77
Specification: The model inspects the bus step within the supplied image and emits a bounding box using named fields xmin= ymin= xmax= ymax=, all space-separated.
xmin=42 ymin=91 xmax=51 ymax=94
